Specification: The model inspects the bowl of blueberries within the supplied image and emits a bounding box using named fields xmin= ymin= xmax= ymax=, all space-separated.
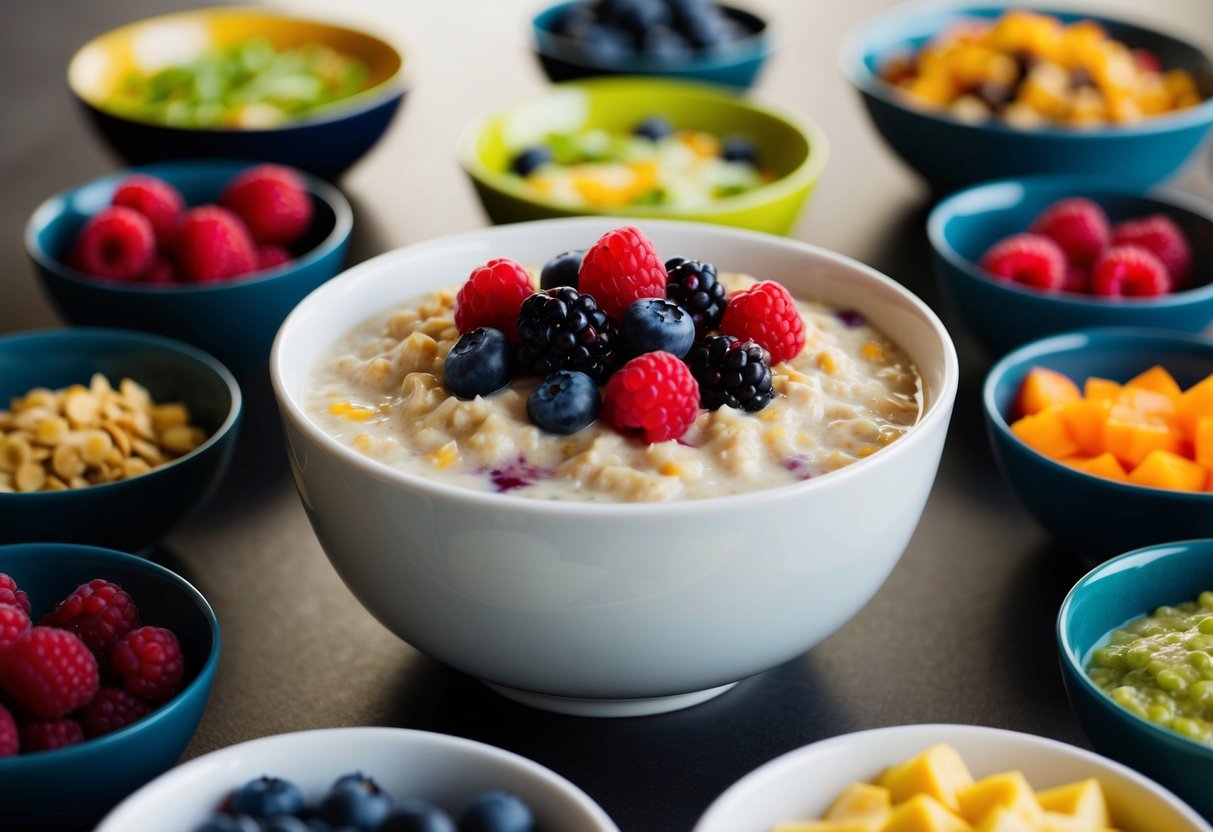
xmin=532 ymin=0 xmax=773 ymax=88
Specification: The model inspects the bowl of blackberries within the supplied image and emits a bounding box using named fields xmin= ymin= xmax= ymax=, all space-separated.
xmin=532 ymin=0 xmax=773 ymax=88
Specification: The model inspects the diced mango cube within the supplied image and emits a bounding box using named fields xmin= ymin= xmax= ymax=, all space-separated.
xmin=1178 ymin=375 xmax=1213 ymax=441
xmin=1196 ymin=417 xmax=1213 ymax=472
xmin=1103 ymin=411 xmax=1182 ymax=470
xmin=878 ymin=743 xmax=975 ymax=813
xmin=1126 ymin=365 xmax=1183 ymax=401
xmin=1128 ymin=449 xmax=1208 ymax=492
xmin=1012 ymin=408 xmax=1080 ymax=460
xmin=975 ymin=805 xmax=1042 ymax=832
xmin=885 ymin=794 xmax=973 ymax=832
xmin=826 ymin=782 xmax=892 ymax=822
xmin=1019 ymin=367 xmax=1081 ymax=416
xmin=1058 ymin=398 xmax=1110 ymax=456
xmin=772 ymin=820 xmax=881 ymax=832
xmin=1063 ymin=452 xmax=1127 ymax=482
xmin=957 ymin=772 xmax=1044 ymax=826
xmin=1037 ymin=778 xmax=1110 ymax=828
xmin=1084 ymin=378 xmax=1121 ymax=401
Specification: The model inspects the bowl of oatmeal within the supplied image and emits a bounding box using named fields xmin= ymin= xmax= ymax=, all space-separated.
xmin=270 ymin=218 xmax=957 ymax=717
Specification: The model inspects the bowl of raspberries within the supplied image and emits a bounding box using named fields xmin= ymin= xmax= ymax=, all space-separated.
xmin=929 ymin=175 xmax=1213 ymax=356
xmin=26 ymin=160 xmax=352 ymax=375
xmin=0 ymin=542 xmax=219 ymax=829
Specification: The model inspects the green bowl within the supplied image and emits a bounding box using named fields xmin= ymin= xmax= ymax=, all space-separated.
xmin=456 ymin=78 xmax=827 ymax=236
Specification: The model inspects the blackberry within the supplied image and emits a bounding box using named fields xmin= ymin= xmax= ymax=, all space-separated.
xmin=685 ymin=335 xmax=773 ymax=412
xmin=665 ymin=259 xmax=727 ymax=332
xmin=516 ymin=288 xmax=617 ymax=383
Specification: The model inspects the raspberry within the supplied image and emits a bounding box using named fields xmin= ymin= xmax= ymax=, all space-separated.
xmin=20 ymin=719 xmax=84 ymax=753
xmin=42 ymin=579 xmax=140 ymax=659
xmin=1063 ymin=264 xmax=1089 ymax=294
xmin=685 ymin=336 xmax=773 ymax=413
xmin=665 ymin=258 xmax=727 ymax=333
xmin=578 ymin=226 xmax=668 ymax=319
xmin=0 ymin=603 xmax=31 ymax=652
xmin=111 ymin=174 xmax=185 ymax=245
xmin=1111 ymin=214 xmax=1192 ymax=287
xmin=220 ymin=163 xmax=313 ymax=245
xmin=257 ymin=244 xmax=293 ymax=271
xmin=1091 ymin=245 xmax=1171 ymax=297
xmin=69 ymin=206 xmax=156 ymax=282
xmin=173 ymin=205 xmax=258 ymax=282
xmin=77 ymin=686 xmax=151 ymax=738
xmin=1029 ymin=197 xmax=1110 ymax=267
xmin=0 ymin=703 xmax=15 ymax=756
xmin=604 ymin=351 xmax=700 ymax=443
xmin=516 ymin=287 xmax=618 ymax=383
xmin=112 ymin=625 xmax=184 ymax=704
xmin=144 ymin=254 xmax=179 ymax=284
xmin=720 ymin=281 xmax=806 ymax=365
xmin=454 ymin=258 xmax=535 ymax=339
xmin=979 ymin=233 xmax=1067 ymax=291
xmin=0 ymin=627 xmax=99 ymax=719
xmin=0 ymin=574 xmax=30 ymax=616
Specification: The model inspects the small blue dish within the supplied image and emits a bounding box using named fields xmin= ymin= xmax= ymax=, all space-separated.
xmin=0 ymin=542 xmax=220 ymax=829
xmin=983 ymin=327 xmax=1213 ymax=557
xmin=929 ymin=175 xmax=1213 ymax=356
xmin=532 ymin=0 xmax=772 ymax=88
xmin=1058 ymin=539 xmax=1213 ymax=820
xmin=0 ymin=328 xmax=240 ymax=551
xmin=25 ymin=160 xmax=352 ymax=376
xmin=840 ymin=4 xmax=1213 ymax=192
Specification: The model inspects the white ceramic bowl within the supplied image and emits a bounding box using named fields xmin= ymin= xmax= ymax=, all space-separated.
xmin=96 ymin=727 xmax=619 ymax=831
xmin=271 ymin=217 xmax=959 ymax=717
xmin=693 ymin=724 xmax=1212 ymax=832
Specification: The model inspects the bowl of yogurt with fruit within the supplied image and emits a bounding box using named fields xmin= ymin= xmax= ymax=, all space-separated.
xmin=271 ymin=218 xmax=958 ymax=716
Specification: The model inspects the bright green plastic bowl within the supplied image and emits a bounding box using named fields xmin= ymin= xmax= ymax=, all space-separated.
xmin=456 ymin=78 xmax=827 ymax=236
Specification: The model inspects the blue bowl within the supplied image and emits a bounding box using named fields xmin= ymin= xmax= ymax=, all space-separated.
xmin=0 ymin=328 xmax=240 ymax=551
xmin=983 ymin=327 xmax=1213 ymax=557
xmin=0 ymin=542 xmax=220 ymax=829
xmin=25 ymin=160 xmax=352 ymax=376
xmin=840 ymin=4 xmax=1213 ymax=192
xmin=1058 ymin=539 xmax=1213 ymax=820
xmin=532 ymin=0 xmax=773 ymax=88
xmin=929 ymin=175 xmax=1213 ymax=357
xmin=66 ymin=7 xmax=409 ymax=179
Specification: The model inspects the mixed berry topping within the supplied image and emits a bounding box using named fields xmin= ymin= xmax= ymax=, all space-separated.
xmin=665 ymin=258 xmax=727 ymax=333
xmin=538 ymin=248 xmax=586 ymax=291
xmin=620 ymin=297 xmax=695 ymax=358
xmin=454 ymin=258 xmax=535 ymax=338
xmin=444 ymin=327 xmax=515 ymax=400
xmin=578 ymin=225 xmax=668 ymax=319
xmin=527 ymin=370 xmax=601 ymax=435
xmin=516 ymin=287 xmax=617 ymax=383
xmin=720 ymin=280 xmax=806 ymax=365
xmin=686 ymin=335 xmax=773 ymax=413
xmin=605 ymin=351 xmax=700 ymax=443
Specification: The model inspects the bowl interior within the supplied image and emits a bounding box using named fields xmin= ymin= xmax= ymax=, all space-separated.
xmin=69 ymin=7 xmax=403 ymax=123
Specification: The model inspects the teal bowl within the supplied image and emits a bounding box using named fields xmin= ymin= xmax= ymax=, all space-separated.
xmin=929 ymin=175 xmax=1213 ymax=357
xmin=25 ymin=160 xmax=352 ymax=376
xmin=1058 ymin=539 xmax=1213 ymax=820
xmin=840 ymin=4 xmax=1213 ymax=192
xmin=0 ymin=542 xmax=220 ymax=829
xmin=0 ymin=328 xmax=240 ymax=551
xmin=457 ymin=77 xmax=827 ymax=235
xmin=983 ymin=327 xmax=1213 ymax=558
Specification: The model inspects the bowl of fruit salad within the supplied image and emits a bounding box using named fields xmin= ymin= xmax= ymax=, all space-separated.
xmin=457 ymin=77 xmax=827 ymax=235
xmin=840 ymin=5 xmax=1213 ymax=191
xmin=271 ymin=217 xmax=957 ymax=717
xmin=26 ymin=159 xmax=352 ymax=376
xmin=530 ymin=0 xmax=773 ymax=88
xmin=67 ymin=6 xmax=409 ymax=178
xmin=0 ymin=542 xmax=220 ymax=829
xmin=983 ymin=327 xmax=1213 ymax=558
xmin=692 ymin=723 xmax=1210 ymax=832
xmin=928 ymin=174 xmax=1213 ymax=356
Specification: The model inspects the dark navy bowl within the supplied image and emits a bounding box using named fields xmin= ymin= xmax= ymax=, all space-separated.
xmin=0 ymin=328 xmax=240 ymax=551
xmin=67 ymin=7 xmax=409 ymax=179
xmin=0 ymin=542 xmax=220 ymax=829
xmin=26 ymin=160 xmax=352 ymax=376
xmin=841 ymin=4 xmax=1213 ymax=192
xmin=532 ymin=0 xmax=773 ymax=88
xmin=930 ymin=175 xmax=1213 ymax=357
xmin=983 ymin=328 xmax=1213 ymax=558
xmin=1058 ymin=539 xmax=1213 ymax=820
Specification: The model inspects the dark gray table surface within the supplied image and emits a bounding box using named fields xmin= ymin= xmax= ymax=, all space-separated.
xmin=3 ymin=2 xmax=1213 ymax=831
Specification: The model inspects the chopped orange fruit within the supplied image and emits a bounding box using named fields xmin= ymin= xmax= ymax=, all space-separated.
xmin=1104 ymin=412 xmax=1182 ymax=470
xmin=1084 ymin=377 xmax=1121 ymax=401
xmin=1196 ymin=417 xmax=1213 ymax=472
xmin=1063 ymin=453 xmax=1127 ymax=482
xmin=1127 ymin=449 xmax=1208 ymax=492
xmin=1012 ymin=408 xmax=1080 ymax=460
xmin=1178 ymin=376 xmax=1213 ymax=441
xmin=1018 ymin=367 xmax=1081 ymax=415
xmin=1126 ymin=365 xmax=1183 ymax=401
xmin=1058 ymin=398 xmax=1109 ymax=456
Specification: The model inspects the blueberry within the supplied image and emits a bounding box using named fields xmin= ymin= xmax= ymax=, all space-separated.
xmin=264 ymin=817 xmax=312 ymax=832
xmin=641 ymin=26 xmax=693 ymax=62
xmin=378 ymin=799 xmax=457 ymax=832
xmin=621 ymin=298 xmax=695 ymax=358
xmin=539 ymin=249 xmax=586 ymax=290
xmin=680 ymin=12 xmax=729 ymax=48
xmin=232 ymin=777 xmax=307 ymax=819
xmin=721 ymin=137 xmax=758 ymax=165
xmin=444 ymin=328 xmax=514 ymax=399
xmin=196 ymin=816 xmax=262 ymax=832
xmin=510 ymin=146 xmax=552 ymax=177
xmin=633 ymin=116 xmax=674 ymax=141
xmin=318 ymin=775 xmax=393 ymax=831
xmin=599 ymin=0 xmax=670 ymax=33
xmin=527 ymin=371 xmax=601 ymax=435
xmin=459 ymin=790 xmax=535 ymax=832
xmin=579 ymin=25 xmax=634 ymax=63
xmin=553 ymin=5 xmax=597 ymax=38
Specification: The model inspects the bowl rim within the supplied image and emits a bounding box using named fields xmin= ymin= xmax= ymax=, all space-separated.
xmin=982 ymin=325 xmax=1213 ymax=500
xmin=1057 ymin=538 xmax=1213 ymax=762
xmin=927 ymin=174 xmax=1213 ymax=308
xmin=692 ymin=722 xmax=1213 ymax=831
xmin=0 ymin=326 xmax=242 ymax=499
xmin=95 ymin=725 xmax=621 ymax=831
xmin=271 ymin=215 xmax=959 ymax=517
xmin=67 ymin=4 xmax=413 ymax=132
xmin=455 ymin=76 xmax=829 ymax=219
xmin=838 ymin=0 xmax=1213 ymax=138
xmin=0 ymin=542 xmax=221 ymax=768
xmin=24 ymin=159 xmax=354 ymax=296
